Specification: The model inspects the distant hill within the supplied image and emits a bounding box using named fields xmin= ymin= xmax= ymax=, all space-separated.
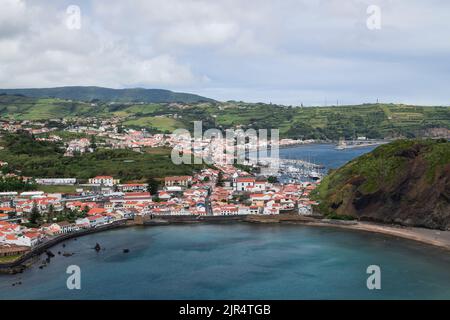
xmin=0 ymin=93 xmax=448 ymax=139
xmin=0 ymin=86 xmax=215 ymax=103
xmin=313 ymin=139 xmax=450 ymax=229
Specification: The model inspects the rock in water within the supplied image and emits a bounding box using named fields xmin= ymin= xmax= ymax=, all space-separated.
xmin=46 ymin=250 xmax=55 ymax=258
xmin=123 ymin=249 xmax=130 ymax=253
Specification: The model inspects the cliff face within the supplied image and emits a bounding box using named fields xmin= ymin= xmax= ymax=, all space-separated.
xmin=314 ymin=139 xmax=450 ymax=230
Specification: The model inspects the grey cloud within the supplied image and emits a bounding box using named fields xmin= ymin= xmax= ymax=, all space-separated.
xmin=0 ymin=0 xmax=449 ymax=105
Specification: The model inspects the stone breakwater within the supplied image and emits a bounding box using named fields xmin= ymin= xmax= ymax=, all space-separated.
xmin=0 ymin=220 xmax=128 ymax=274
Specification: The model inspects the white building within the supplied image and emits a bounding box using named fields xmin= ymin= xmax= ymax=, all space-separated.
xmin=234 ymin=177 xmax=256 ymax=191
xmin=88 ymin=176 xmax=120 ymax=186
xmin=35 ymin=178 xmax=77 ymax=185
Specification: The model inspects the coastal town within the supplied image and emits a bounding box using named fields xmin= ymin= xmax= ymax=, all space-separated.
xmin=0 ymin=118 xmax=319 ymax=261
xmin=0 ymin=117 xmax=311 ymax=156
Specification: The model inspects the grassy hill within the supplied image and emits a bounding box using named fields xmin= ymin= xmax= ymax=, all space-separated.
xmin=312 ymin=139 xmax=450 ymax=229
xmin=0 ymin=94 xmax=449 ymax=139
xmin=0 ymin=86 xmax=214 ymax=103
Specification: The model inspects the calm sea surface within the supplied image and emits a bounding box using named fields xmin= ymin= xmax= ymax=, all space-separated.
xmin=1 ymin=224 xmax=450 ymax=299
xmin=278 ymin=143 xmax=377 ymax=171
xmin=1 ymin=144 xmax=449 ymax=300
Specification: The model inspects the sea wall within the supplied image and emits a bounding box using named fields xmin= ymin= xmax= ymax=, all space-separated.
xmin=0 ymin=220 xmax=128 ymax=273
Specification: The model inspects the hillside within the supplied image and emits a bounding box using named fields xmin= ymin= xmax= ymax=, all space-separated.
xmin=0 ymin=94 xmax=449 ymax=139
xmin=0 ymin=86 xmax=214 ymax=103
xmin=313 ymin=139 xmax=450 ymax=230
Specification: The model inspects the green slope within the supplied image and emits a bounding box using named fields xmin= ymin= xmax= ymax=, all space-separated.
xmin=312 ymin=139 xmax=450 ymax=229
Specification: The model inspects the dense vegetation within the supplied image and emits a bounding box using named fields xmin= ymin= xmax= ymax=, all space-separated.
xmin=0 ymin=133 xmax=204 ymax=181
xmin=0 ymin=177 xmax=37 ymax=192
xmin=312 ymin=139 xmax=450 ymax=229
xmin=0 ymin=93 xmax=448 ymax=139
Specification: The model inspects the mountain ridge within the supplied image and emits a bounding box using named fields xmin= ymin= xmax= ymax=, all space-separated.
xmin=0 ymin=86 xmax=215 ymax=104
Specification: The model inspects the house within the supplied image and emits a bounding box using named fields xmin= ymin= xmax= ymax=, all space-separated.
xmin=57 ymin=221 xmax=79 ymax=234
xmin=23 ymin=232 xmax=42 ymax=246
xmin=34 ymin=178 xmax=77 ymax=185
xmin=124 ymin=192 xmax=152 ymax=201
xmin=164 ymin=176 xmax=192 ymax=187
xmin=41 ymin=223 xmax=61 ymax=235
xmin=158 ymin=191 xmax=171 ymax=200
xmin=87 ymin=207 xmax=107 ymax=216
xmin=249 ymin=206 xmax=261 ymax=215
xmin=250 ymin=193 xmax=272 ymax=205
xmin=75 ymin=217 xmax=90 ymax=228
xmin=298 ymin=204 xmax=313 ymax=215
xmin=234 ymin=177 xmax=256 ymax=191
xmin=118 ymin=183 xmax=148 ymax=192
xmin=0 ymin=244 xmax=29 ymax=257
xmin=87 ymin=215 xmax=107 ymax=227
xmin=0 ymin=207 xmax=15 ymax=214
xmin=216 ymin=205 xmax=239 ymax=216
xmin=263 ymin=203 xmax=281 ymax=215
xmin=4 ymin=232 xmax=41 ymax=247
xmin=254 ymin=180 xmax=267 ymax=191
xmin=0 ymin=213 xmax=8 ymax=221
xmin=88 ymin=176 xmax=120 ymax=186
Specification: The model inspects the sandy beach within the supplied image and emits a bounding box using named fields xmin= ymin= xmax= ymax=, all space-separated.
xmin=243 ymin=214 xmax=450 ymax=251
xmin=321 ymin=221 xmax=450 ymax=250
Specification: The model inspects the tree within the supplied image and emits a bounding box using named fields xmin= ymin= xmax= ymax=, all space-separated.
xmin=147 ymin=177 xmax=160 ymax=195
xmin=216 ymin=171 xmax=224 ymax=187
xmin=267 ymin=176 xmax=278 ymax=184
xmin=90 ymin=135 xmax=97 ymax=150
xmin=29 ymin=202 xmax=41 ymax=225
xmin=47 ymin=204 xmax=55 ymax=221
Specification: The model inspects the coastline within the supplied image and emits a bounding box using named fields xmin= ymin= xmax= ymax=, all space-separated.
xmin=319 ymin=221 xmax=450 ymax=251
xmin=2 ymin=215 xmax=450 ymax=274
xmin=0 ymin=220 xmax=131 ymax=274
xmin=243 ymin=215 xmax=450 ymax=251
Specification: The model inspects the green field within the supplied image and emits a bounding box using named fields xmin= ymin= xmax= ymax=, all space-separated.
xmin=124 ymin=116 xmax=182 ymax=132
xmin=0 ymin=254 xmax=21 ymax=263
xmin=37 ymin=185 xmax=79 ymax=193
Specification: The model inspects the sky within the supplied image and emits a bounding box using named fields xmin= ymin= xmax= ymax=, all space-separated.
xmin=0 ymin=0 xmax=449 ymax=106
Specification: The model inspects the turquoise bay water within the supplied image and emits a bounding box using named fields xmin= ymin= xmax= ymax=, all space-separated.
xmin=1 ymin=224 xmax=450 ymax=300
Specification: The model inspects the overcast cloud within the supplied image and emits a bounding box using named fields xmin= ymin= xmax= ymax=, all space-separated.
xmin=0 ymin=0 xmax=449 ymax=105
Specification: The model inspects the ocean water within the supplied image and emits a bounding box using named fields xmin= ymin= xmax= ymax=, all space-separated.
xmin=1 ymin=224 xmax=450 ymax=300
xmin=278 ymin=143 xmax=377 ymax=171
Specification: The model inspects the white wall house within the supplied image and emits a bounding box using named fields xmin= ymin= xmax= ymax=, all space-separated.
xmin=234 ymin=177 xmax=256 ymax=191
xmin=88 ymin=176 xmax=120 ymax=186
